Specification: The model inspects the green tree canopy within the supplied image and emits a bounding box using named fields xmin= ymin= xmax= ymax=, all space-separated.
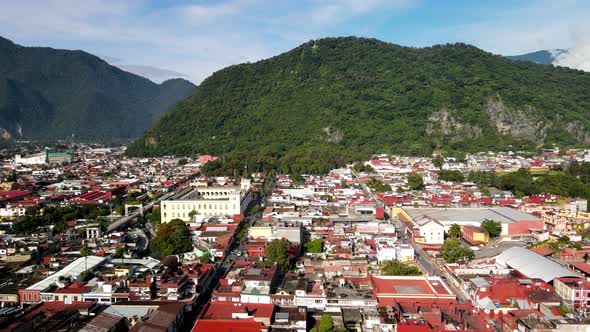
xmin=265 ymin=239 xmax=291 ymax=270
xmin=367 ymin=178 xmax=392 ymax=192
xmin=481 ymin=219 xmax=502 ymax=238
xmin=352 ymin=163 xmax=374 ymax=173
xmin=438 ymin=170 xmax=464 ymax=182
xmin=149 ymin=219 xmax=192 ymax=258
xmin=441 ymin=238 xmax=474 ymax=263
xmin=80 ymin=245 xmax=91 ymax=257
xmin=433 ymin=155 xmax=444 ymax=169
xmin=407 ymin=173 xmax=424 ymax=190
xmin=381 ymin=260 xmax=421 ymax=276
xmin=448 ymin=224 xmax=462 ymax=239
xmin=304 ymin=239 xmax=323 ymax=253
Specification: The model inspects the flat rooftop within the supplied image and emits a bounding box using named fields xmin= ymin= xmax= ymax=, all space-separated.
xmin=199 ymin=301 xmax=275 ymax=320
xmin=372 ymin=276 xmax=452 ymax=296
xmin=404 ymin=207 xmax=539 ymax=224
xmin=166 ymin=186 xmax=239 ymax=201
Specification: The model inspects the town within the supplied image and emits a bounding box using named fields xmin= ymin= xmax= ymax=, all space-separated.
xmin=1 ymin=143 xmax=590 ymax=332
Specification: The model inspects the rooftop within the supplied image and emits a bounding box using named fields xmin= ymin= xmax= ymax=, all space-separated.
xmin=496 ymin=247 xmax=580 ymax=282
xmin=404 ymin=207 xmax=539 ymax=224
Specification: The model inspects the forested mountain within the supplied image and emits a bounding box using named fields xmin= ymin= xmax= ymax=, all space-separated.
xmin=127 ymin=37 xmax=590 ymax=173
xmin=0 ymin=36 xmax=195 ymax=141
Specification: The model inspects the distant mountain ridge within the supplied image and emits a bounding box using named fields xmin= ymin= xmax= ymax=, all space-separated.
xmin=128 ymin=37 xmax=590 ymax=173
xmin=0 ymin=36 xmax=195 ymax=141
xmin=506 ymin=49 xmax=568 ymax=65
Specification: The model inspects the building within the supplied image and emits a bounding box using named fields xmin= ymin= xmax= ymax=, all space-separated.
xmin=495 ymin=247 xmax=580 ymax=283
xmin=19 ymin=256 xmax=107 ymax=304
xmin=14 ymin=149 xmax=72 ymax=165
xmin=47 ymin=150 xmax=73 ymax=164
xmin=398 ymin=207 xmax=543 ymax=244
xmin=462 ymin=225 xmax=490 ymax=246
xmin=370 ymin=275 xmax=456 ymax=306
xmin=160 ymin=180 xmax=250 ymax=223
xmin=554 ymin=277 xmax=590 ymax=307
xmin=375 ymin=241 xmax=415 ymax=262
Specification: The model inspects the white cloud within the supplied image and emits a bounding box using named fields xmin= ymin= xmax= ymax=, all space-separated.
xmin=553 ymin=25 xmax=590 ymax=71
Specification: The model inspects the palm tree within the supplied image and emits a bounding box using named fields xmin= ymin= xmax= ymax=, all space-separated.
xmin=448 ymin=224 xmax=462 ymax=239
xmin=80 ymin=244 xmax=91 ymax=273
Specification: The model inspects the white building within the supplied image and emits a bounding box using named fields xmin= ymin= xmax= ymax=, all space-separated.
xmin=415 ymin=217 xmax=445 ymax=244
xmin=376 ymin=241 xmax=415 ymax=262
xmin=14 ymin=152 xmax=47 ymax=165
xmin=160 ymin=179 xmax=251 ymax=223
xmin=0 ymin=206 xmax=26 ymax=218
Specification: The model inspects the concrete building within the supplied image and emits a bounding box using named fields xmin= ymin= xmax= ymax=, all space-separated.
xmin=14 ymin=149 xmax=72 ymax=165
xmin=160 ymin=180 xmax=251 ymax=223
xmin=554 ymin=277 xmax=590 ymax=308
xmin=398 ymin=207 xmax=543 ymax=244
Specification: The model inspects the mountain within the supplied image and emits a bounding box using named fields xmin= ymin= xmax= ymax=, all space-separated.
xmin=0 ymin=36 xmax=195 ymax=141
xmin=117 ymin=65 xmax=190 ymax=84
xmin=506 ymin=49 xmax=568 ymax=65
xmin=127 ymin=37 xmax=590 ymax=173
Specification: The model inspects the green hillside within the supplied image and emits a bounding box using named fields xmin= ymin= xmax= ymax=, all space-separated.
xmin=0 ymin=36 xmax=195 ymax=141
xmin=127 ymin=37 xmax=590 ymax=173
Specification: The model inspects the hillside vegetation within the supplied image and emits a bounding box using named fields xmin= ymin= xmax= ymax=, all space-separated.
xmin=128 ymin=37 xmax=590 ymax=173
xmin=0 ymin=36 xmax=195 ymax=141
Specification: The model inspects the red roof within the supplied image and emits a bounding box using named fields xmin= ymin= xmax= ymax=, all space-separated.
xmin=0 ymin=190 xmax=32 ymax=202
xmin=199 ymin=301 xmax=275 ymax=320
xmin=192 ymin=320 xmax=263 ymax=332
xmin=531 ymin=247 xmax=554 ymax=257
xmin=569 ymin=262 xmax=590 ymax=276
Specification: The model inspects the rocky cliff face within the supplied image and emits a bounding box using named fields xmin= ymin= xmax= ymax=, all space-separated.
xmin=426 ymin=108 xmax=483 ymax=139
xmin=424 ymin=97 xmax=590 ymax=147
xmin=484 ymin=98 xmax=549 ymax=142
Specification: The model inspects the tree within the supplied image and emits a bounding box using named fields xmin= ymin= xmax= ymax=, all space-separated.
xmin=481 ymin=219 xmax=502 ymax=238
xmin=433 ymin=155 xmax=443 ymax=169
xmin=438 ymin=170 xmax=464 ymax=182
xmin=407 ymin=173 xmax=424 ymax=190
xmin=381 ymin=260 xmax=421 ymax=276
xmin=202 ymin=251 xmax=211 ymax=263
xmin=367 ymin=178 xmax=391 ymax=192
xmin=440 ymin=238 xmax=474 ymax=263
xmin=448 ymin=224 xmax=462 ymax=239
xmin=148 ymin=207 xmax=161 ymax=224
xmin=188 ymin=209 xmax=197 ymax=220
xmin=265 ymin=239 xmax=290 ymax=270
xmin=13 ymin=216 xmax=37 ymax=234
xmin=304 ymin=239 xmax=323 ymax=253
xmin=352 ymin=163 xmax=374 ymax=173
xmin=80 ymin=245 xmax=91 ymax=257
xmin=80 ymin=244 xmax=91 ymax=272
xmin=149 ymin=219 xmax=192 ymax=258
xmin=311 ymin=315 xmax=335 ymax=332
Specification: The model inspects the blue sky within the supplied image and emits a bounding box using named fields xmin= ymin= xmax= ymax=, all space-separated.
xmin=1 ymin=0 xmax=589 ymax=83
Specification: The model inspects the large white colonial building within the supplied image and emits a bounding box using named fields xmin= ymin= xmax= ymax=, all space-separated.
xmin=160 ymin=179 xmax=251 ymax=223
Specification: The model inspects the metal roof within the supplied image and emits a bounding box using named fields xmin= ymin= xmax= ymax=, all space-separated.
xmin=495 ymin=247 xmax=580 ymax=282
xmin=27 ymin=255 xmax=106 ymax=291
xmin=405 ymin=207 xmax=538 ymax=225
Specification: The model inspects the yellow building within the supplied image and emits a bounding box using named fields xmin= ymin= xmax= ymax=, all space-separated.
xmin=462 ymin=225 xmax=490 ymax=245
